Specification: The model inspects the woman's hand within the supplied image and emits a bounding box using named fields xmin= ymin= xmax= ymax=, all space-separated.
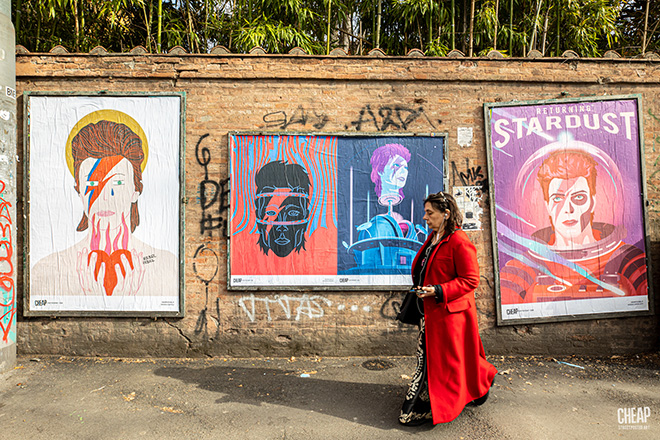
xmin=415 ymin=285 xmax=435 ymax=299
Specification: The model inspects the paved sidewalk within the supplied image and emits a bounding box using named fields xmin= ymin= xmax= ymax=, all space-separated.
xmin=1 ymin=353 xmax=658 ymax=439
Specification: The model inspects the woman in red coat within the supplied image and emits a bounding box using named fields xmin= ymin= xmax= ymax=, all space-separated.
xmin=399 ymin=191 xmax=497 ymax=426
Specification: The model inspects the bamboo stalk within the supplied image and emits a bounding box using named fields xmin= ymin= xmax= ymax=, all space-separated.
xmin=157 ymin=0 xmax=163 ymax=53
xmin=642 ymin=0 xmax=650 ymax=54
xmin=327 ymin=0 xmax=332 ymax=54
xmin=494 ymin=0 xmax=499 ymax=51
xmin=469 ymin=0 xmax=475 ymax=56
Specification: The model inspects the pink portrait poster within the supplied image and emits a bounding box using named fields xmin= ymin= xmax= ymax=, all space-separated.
xmin=487 ymin=96 xmax=651 ymax=323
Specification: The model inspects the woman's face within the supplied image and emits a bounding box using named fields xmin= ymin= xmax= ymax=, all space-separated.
xmin=78 ymin=156 xmax=139 ymax=231
xmin=423 ymin=202 xmax=449 ymax=233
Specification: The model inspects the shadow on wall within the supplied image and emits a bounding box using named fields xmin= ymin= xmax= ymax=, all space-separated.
xmin=650 ymin=239 xmax=660 ymax=335
xmin=153 ymin=365 xmax=425 ymax=431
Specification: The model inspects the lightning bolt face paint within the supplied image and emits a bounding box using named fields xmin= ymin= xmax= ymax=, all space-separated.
xmin=379 ymin=154 xmax=409 ymax=190
xmin=78 ymin=156 xmax=140 ymax=296
xmin=546 ymin=176 xmax=596 ymax=247
xmin=83 ymin=156 xmax=123 ymax=211
xmin=79 ymin=156 xmax=138 ymax=233
xmin=255 ymin=188 xmax=310 ymax=257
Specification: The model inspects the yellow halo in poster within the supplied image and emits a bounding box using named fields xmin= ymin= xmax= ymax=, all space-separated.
xmin=65 ymin=109 xmax=149 ymax=176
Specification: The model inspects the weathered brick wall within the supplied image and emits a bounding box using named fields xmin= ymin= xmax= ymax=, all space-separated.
xmin=15 ymin=52 xmax=660 ymax=357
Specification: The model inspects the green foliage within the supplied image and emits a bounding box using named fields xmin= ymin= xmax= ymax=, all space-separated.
xmin=234 ymin=13 xmax=323 ymax=53
xmin=10 ymin=0 xmax=655 ymax=57
xmin=424 ymin=37 xmax=449 ymax=56
xmin=559 ymin=0 xmax=620 ymax=57
xmin=617 ymin=0 xmax=660 ymax=56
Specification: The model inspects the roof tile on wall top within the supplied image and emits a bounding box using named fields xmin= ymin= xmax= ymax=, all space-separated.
xmin=14 ymin=44 xmax=660 ymax=61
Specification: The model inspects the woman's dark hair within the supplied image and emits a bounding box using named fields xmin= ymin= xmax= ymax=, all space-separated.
xmin=424 ymin=191 xmax=463 ymax=233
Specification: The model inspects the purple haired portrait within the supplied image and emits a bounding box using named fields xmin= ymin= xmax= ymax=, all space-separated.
xmin=370 ymin=143 xmax=411 ymax=205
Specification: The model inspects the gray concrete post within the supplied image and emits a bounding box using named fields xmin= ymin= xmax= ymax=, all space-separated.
xmin=0 ymin=0 xmax=17 ymax=373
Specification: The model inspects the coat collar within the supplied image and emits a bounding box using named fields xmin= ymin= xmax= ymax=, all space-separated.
xmin=426 ymin=227 xmax=459 ymax=247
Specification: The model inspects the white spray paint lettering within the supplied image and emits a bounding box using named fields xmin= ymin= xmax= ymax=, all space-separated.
xmin=239 ymin=294 xmax=332 ymax=322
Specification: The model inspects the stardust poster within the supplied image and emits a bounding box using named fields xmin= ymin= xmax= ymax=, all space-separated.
xmin=229 ymin=134 xmax=444 ymax=288
xmin=26 ymin=93 xmax=184 ymax=316
xmin=486 ymin=96 xmax=651 ymax=324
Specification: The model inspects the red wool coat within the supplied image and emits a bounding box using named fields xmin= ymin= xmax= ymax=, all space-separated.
xmin=413 ymin=229 xmax=498 ymax=424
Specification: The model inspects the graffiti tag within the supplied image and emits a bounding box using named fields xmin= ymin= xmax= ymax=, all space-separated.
xmin=347 ymin=105 xmax=438 ymax=132
xmin=263 ymin=105 xmax=329 ymax=130
xmin=451 ymin=158 xmax=487 ymax=189
xmin=0 ymin=179 xmax=14 ymax=343
xmin=238 ymin=294 xmax=332 ymax=322
xmin=196 ymin=134 xmax=229 ymax=236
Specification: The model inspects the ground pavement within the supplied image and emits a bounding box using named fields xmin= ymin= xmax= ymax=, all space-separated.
xmin=1 ymin=353 xmax=658 ymax=439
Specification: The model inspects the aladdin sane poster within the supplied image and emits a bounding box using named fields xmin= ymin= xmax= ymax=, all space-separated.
xmin=26 ymin=93 xmax=184 ymax=316
xmin=486 ymin=96 xmax=652 ymax=324
xmin=229 ymin=133 xmax=444 ymax=288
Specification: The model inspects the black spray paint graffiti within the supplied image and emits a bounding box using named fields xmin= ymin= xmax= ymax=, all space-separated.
xmin=379 ymin=292 xmax=402 ymax=320
xmin=263 ymin=105 xmax=329 ymax=130
xmin=193 ymin=244 xmax=219 ymax=335
xmin=261 ymin=104 xmax=438 ymax=132
xmin=196 ymin=134 xmax=230 ymax=236
xmin=347 ymin=105 xmax=439 ymax=132
xmin=451 ymin=158 xmax=488 ymax=190
xmin=379 ymin=292 xmax=425 ymax=328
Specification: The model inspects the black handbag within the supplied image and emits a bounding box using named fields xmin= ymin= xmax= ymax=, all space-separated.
xmin=396 ymin=289 xmax=424 ymax=325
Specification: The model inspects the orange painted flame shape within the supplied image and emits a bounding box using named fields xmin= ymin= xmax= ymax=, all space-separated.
xmin=88 ymin=249 xmax=134 ymax=296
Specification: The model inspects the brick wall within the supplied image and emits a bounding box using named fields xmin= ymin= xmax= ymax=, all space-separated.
xmin=15 ymin=52 xmax=660 ymax=357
